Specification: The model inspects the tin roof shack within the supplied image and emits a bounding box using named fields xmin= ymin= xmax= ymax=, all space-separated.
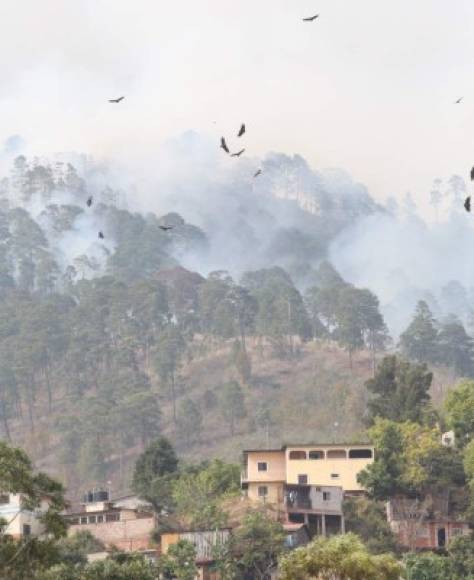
xmin=64 ymin=490 xmax=157 ymax=553
xmin=161 ymin=529 xmax=231 ymax=580
xmin=386 ymin=493 xmax=470 ymax=550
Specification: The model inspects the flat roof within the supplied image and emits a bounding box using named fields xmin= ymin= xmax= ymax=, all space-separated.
xmin=244 ymin=443 xmax=373 ymax=453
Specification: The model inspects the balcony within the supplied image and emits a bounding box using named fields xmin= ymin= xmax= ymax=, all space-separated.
xmin=241 ymin=469 xmax=248 ymax=483
xmin=285 ymin=495 xmax=312 ymax=510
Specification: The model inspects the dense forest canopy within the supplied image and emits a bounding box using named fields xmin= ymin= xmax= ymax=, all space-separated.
xmin=0 ymin=148 xmax=474 ymax=496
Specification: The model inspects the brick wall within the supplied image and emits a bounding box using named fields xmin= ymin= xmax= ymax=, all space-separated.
xmin=68 ymin=515 xmax=156 ymax=551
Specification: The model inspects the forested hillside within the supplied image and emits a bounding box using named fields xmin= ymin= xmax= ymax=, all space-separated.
xmin=0 ymin=153 xmax=472 ymax=500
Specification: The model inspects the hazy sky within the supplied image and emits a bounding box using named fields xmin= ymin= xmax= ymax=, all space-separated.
xmin=1 ymin=0 xmax=474 ymax=206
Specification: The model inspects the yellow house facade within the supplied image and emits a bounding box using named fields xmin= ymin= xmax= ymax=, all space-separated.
xmin=242 ymin=443 xmax=374 ymax=502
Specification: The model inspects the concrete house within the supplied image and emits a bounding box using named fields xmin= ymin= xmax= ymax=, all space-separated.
xmin=386 ymin=494 xmax=471 ymax=550
xmin=241 ymin=443 xmax=374 ymax=535
xmin=64 ymin=490 xmax=157 ymax=553
xmin=0 ymin=492 xmax=50 ymax=539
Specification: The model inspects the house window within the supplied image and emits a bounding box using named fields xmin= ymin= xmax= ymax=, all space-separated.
xmin=257 ymin=462 xmax=268 ymax=472
xmin=349 ymin=449 xmax=373 ymax=459
xmin=330 ymin=473 xmax=340 ymax=479
xmin=0 ymin=494 xmax=9 ymax=505
xmin=416 ymin=527 xmax=429 ymax=538
xmin=309 ymin=450 xmax=324 ymax=460
xmin=258 ymin=486 xmax=268 ymax=497
xmin=22 ymin=524 xmax=31 ymax=536
xmin=289 ymin=451 xmax=307 ymax=460
xmin=69 ymin=517 xmax=79 ymax=525
xmin=298 ymin=474 xmax=308 ymax=485
xmin=323 ymin=492 xmax=331 ymax=501
xmin=88 ymin=515 xmax=96 ymax=524
xmin=451 ymin=527 xmax=464 ymax=537
xmin=80 ymin=517 xmax=87 ymax=524
xmin=327 ymin=449 xmax=346 ymax=459
xmin=105 ymin=513 xmax=120 ymax=522
xmin=97 ymin=515 xmax=104 ymax=523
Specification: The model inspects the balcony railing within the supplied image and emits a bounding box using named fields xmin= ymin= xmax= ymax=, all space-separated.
xmin=241 ymin=469 xmax=248 ymax=483
xmin=285 ymin=496 xmax=312 ymax=510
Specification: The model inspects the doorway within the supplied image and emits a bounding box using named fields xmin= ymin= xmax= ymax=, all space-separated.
xmin=437 ymin=527 xmax=446 ymax=548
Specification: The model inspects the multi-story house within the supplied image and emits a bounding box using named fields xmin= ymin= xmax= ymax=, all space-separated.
xmin=0 ymin=492 xmax=50 ymax=538
xmin=241 ymin=443 xmax=374 ymax=535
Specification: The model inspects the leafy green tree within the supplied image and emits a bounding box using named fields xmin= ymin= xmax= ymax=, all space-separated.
xmin=0 ymin=442 xmax=67 ymax=579
xmin=132 ymin=437 xmax=179 ymax=510
xmin=56 ymin=531 xmax=105 ymax=566
xmin=448 ymin=534 xmax=474 ymax=578
xmin=343 ymin=497 xmax=401 ymax=555
xmin=358 ymin=419 xmax=456 ymax=499
xmin=159 ymin=539 xmax=198 ymax=580
xmin=231 ymin=511 xmax=286 ymax=580
xmin=178 ymin=398 xmax=202 ymax=445
xmin=279 ymin=533 xmax=401 ymax=580
xmin=399 ymin=300 xmax=439 ymax=364
xmin=366 ymin=355 xmax=432 ymax=424
xmin=218 ymin=380 xmax=247 ymax=436
xmin=404 ymin=551 xmax=454 ymax=580
xmin=445 ymin=380 xmax=474 ymax=446
xmin=171 ymin=460 xmax=238 ymax=530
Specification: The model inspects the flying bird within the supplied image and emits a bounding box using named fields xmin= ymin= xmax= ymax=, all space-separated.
xmin=303 ymin=14 xmax=319 ymax=21
xmin=470 ymin=166 xmax=474 ymax=181
xmin=237 ymin=123 xmax=246 ymax=137
xmin=465 ymin=197 xmax=471 ymax=212
xmin=98 ymin=231 xmax=105 ymax=239
xmin=455 ymin=97 xmax=463 ymax=104
xmin=86 ymin=196 xmax=93 ymax=207
xmin=220 ymin=137 xmax=229 ymax=154
xmin=231 ymin=149 xmax=245 ymax=157
xmin=254 ymin=169 xmax=262 ymax=178
xmin=109 ymin=96 xmax=125 ymax=103
xmin=159 ymin=225 xmax=173 ymax=231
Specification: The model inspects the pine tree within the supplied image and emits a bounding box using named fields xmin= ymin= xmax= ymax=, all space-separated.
xmin=399 ymin=301 xmax=439 ymax=364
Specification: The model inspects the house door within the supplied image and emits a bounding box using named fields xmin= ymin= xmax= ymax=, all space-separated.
xmin=437 ymin=527 xmax=446 ymax=548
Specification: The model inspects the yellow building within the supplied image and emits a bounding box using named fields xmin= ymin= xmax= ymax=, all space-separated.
xmin=241 ymin=443 xmax=374 ymax=535
xmin=242 ymin=443 xmax=374 ymax=501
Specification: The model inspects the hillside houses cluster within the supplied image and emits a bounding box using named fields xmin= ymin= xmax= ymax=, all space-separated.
xmin=0 ymin=435 xmax=471 ymax=578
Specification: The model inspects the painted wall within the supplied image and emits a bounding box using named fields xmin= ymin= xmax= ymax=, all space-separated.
xmin=285 ymin=446 xmax=374 ymax=491
xmin=245 ymin=451 xmax=286 ymax=483
xmin=247 ymin=482 xmax=284 ymax=504
xmin=0 ymin=494 xmax=48 ymax=538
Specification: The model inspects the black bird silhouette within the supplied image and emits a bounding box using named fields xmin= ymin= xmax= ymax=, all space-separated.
xmin=220 ymin=137 xmax=229 ymax=154
xmin=465 ymin=197 xmax=471 ymax=212
xmin=231 ymin=149 xmax=245 ymax=157
xmin=109 ymin=96 xmax=125 ymax=103
xmin=237 ymin=123 xmax=246 ymax=137
xmin=455 ymin=97 xmax=463 ymax=104
xmin=98 ymin=231 xmax=105 ymax=239
xmin=86 ymin=196 xmax=93 ymax=207
xmin=303 ymin=14 xmax=319 ymax=21
xmin=254 ymin=169 xmax=262 ymax=178
xmin=159 ymin=225 xmax=173 ymax=231
xmin=470 ymin=166 xmax=474 ymax=181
